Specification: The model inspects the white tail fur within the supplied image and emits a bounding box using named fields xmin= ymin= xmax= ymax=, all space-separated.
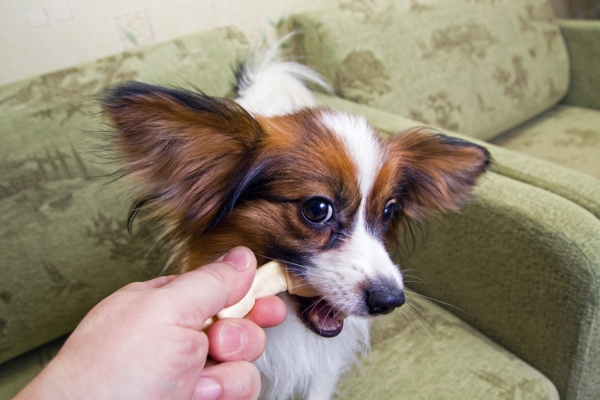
xmin=234 ymin=33 xmax=332 ymax=116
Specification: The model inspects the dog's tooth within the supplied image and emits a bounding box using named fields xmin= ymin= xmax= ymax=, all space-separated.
xmin=311 ymin=314 xmax=320 ymax=324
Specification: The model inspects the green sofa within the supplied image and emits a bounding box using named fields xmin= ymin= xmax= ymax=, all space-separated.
xmin=1 ymin=1 xmax=598 ymax=399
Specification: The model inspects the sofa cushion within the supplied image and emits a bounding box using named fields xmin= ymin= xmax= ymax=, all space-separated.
xmin=490 ymin=105 xmax=600 ymax=179
xmin=336 ymin=297 xmax=558 ymax=400
xmin=559 ymin=20 xmax=600 ymax=110
xmin=286 ymin=0 xmax=569 ymax=140
xmin=0 ymin=26 xmax=250 ymax=364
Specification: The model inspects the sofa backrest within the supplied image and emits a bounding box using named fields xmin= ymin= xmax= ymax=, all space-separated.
xmin=0 ymin=26 xmax=249 ymax=365
xmin=287 ymin=0 xmax=570 ymax=140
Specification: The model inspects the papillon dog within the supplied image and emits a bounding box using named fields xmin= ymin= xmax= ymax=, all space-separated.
xmin=101 ymin=39 xmax=490 ymax=399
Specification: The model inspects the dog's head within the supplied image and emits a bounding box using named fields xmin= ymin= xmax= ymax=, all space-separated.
xmin=102 ymin=82 xmax=490 ymax=337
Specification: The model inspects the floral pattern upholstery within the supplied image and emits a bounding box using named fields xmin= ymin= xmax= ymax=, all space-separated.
xmin=286 ymin=0 xmax=570 ymax=141
xmin=335 ymin=294 xmax=558 ymax=400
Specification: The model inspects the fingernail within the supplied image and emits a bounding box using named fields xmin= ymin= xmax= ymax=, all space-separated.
xmin=193 ymin=376 xmax=221 ymax=400
xmin=219 ymin=323 xmax=247 ymax=356
xmin=222 ymin=247 xmax=252 ymax=271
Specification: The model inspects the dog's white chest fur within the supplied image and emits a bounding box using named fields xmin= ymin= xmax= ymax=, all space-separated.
xmin=256 ymin=295 xmax=370 ymax=400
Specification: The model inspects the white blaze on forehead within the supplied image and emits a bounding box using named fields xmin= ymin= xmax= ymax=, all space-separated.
xmin=313 ymin=111 xmax=403 ymax=316
xmin=319 ymin=111 xmax=384 ymax=199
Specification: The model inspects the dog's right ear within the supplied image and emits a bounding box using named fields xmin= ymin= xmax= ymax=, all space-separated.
xmin=101 ymin=81 xmax=263 ymax=236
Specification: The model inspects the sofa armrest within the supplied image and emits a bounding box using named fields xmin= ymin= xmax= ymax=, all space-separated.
xmin=559 ymin=19 xmax=600 ymax=110
xmin=403 ymin=172 xmax=600 ymax=400
xmin=315 ymin=92 xmax=600 ymax=220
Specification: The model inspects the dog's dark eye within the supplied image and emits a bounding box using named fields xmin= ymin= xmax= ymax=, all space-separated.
xmin=382 ymin=199 xmax=400 ymax=222
xmin=302 ymin=197 xmax=334 ymax=224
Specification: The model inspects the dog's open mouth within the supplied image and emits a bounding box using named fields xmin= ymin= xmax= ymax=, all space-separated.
xmin=291 ymin=295 xmax=347 ymax=338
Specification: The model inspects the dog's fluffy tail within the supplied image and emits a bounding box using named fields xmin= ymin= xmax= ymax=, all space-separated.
xmin=234 ymin=33 xmax=332 ymax=116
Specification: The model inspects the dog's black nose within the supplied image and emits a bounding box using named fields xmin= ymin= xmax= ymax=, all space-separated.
xmin=366 ymin=284 xmax=405 ymax=315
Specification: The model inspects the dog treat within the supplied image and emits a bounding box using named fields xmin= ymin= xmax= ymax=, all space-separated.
xmin=203 ymin=261 xmax=319 ymax=329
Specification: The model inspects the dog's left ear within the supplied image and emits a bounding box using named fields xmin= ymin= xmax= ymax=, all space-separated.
xmin=388 ymin=128 xmax=491 ymax=221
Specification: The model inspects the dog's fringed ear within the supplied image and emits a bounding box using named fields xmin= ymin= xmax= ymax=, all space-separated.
xmin=388 ymin=128 xmax=491 ymax=221
xmin=101 ymin=81 xmax=263 ymax=236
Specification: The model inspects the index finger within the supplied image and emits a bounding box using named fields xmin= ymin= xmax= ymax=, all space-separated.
xmin=245 ymin=296 xmax=287 ymax=328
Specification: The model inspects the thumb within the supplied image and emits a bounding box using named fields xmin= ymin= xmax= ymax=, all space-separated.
xmin=159 ymin=247 xmax=258 ymax=330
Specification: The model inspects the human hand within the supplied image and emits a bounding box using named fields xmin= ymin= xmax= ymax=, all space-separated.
xmin=15 ymin=247 xmax=286 ymax=400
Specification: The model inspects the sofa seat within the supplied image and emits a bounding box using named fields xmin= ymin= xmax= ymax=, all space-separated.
xmin=336 ymin=297 xmax=558 ymax=400
xmin=490 ymin=104 xmax=600 ymax=179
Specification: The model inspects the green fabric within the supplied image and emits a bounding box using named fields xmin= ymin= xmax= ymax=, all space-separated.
xmin=403 ymin=173 xmax=600 ymax=400
xmin=314 ymin=93 xmax=600 ymax=400
xmin=0 ymin=26 xmax=250 ymax=365
xmin=491 ymin=104 xmax=600 ymax=179
xmin=559 ymin=19 xmax=600 ymax=110
xmin=286 ymin=0 xmax=569 ymax=140
xmin=337 ymin=298 xmax=558 ymax=400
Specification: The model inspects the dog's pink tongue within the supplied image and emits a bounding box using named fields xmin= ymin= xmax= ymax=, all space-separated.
xmin=294 ymin=295 xmax=346 ymax=338
xmin=308 ymin=302 xmax=345 ymax=337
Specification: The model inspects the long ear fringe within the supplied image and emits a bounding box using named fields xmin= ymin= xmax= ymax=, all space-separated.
xmin=101 ymin=81 xmax=264 ymax=255
xmin=390 ymin=127 xmax=491 ymax=222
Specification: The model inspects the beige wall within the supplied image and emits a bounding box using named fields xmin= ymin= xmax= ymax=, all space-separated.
xmin=0 ymin=0 xmax=581 ymax=86
xmin=0 ymin=0 xmax=327 ymax=86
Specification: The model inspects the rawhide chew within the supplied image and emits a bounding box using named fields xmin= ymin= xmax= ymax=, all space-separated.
xmin=203 ymin=261 xmax=319 ymax=329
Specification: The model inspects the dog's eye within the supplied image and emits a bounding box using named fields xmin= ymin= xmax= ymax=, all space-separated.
xmin=302 ymin=197 xmax=334 ymax=224
xmin=382 ymin=199 xmax=400 ymax=222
